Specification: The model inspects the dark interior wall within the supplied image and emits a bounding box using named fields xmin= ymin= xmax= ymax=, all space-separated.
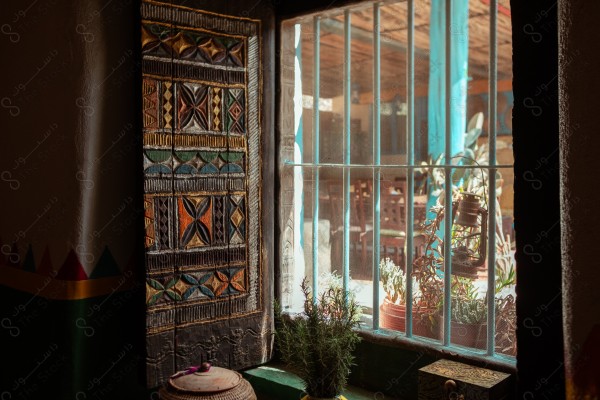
xmin=511 ymin=0 xmax=564 ymax=398
xmin=559 ymin=0 xmax=600 ymax=397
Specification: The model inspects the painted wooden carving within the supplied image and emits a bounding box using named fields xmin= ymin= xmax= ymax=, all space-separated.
xmin=141 ymin=1 xmax=268 ymax=387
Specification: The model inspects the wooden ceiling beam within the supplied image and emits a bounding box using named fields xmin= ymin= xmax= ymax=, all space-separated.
xmin=357 ymin=78 xmax=512 ymax=103
xmin=319 ymin=17 xmax=493 ymax=79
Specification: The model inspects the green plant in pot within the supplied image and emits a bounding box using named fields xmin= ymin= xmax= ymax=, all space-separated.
xmin=274 ymin=278 xmax=361 ymax=400
xmin=449 ymin=271 xmax=517 ymax=352
xmin=409 ymin=207 xmax=446 ymax=339
xmin=380 ymin=257 xmax=410 ymax=305
xmin=448 ymin=233 xmax=517 ymax=351
xmin=450 ymin=276 xmax=488 ymax=349
xmin=494 ymin=244 xmax=516 ymax=355
xmin=380 ymin=257 xmax=422 ymax=333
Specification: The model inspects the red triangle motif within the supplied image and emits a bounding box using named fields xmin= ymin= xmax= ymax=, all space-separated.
xmin=37 ymin=246 xmax=54 ymax=276
xmin=56 ymin=249 xmax=88 ymax=281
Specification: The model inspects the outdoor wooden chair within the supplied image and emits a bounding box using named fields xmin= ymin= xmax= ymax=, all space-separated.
xmin=327 ymin=181 xmax=369 ymax=274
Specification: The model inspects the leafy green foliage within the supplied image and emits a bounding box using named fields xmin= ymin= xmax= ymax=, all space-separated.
xmin=414 ymin=132 xmax=517 ymax=354
xmin=380 ymin=258 xmax=422 ymax=306
xmin=450 ymin=277 xmax=487 ymax=324
xmin=495 ymin=294 xmax=516 ymax=354
xmin=380 ymin=258 xmax=405 ymax=304
xmin=412 ymin=207 xmax=445 ymax=312
xmin=274 ymin=279 xmax=361 ymax=398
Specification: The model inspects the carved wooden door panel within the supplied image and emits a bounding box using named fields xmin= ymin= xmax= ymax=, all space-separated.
xmin=140 ymin=0 xmax=272 ymax=387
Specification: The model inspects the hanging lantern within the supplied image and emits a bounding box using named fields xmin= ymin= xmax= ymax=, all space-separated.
xmin=451 ymin=192 xmax=488 ymax=279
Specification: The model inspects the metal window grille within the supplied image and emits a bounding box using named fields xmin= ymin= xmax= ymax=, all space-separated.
xmin=280 ymin=0 xmax=514 ymax=362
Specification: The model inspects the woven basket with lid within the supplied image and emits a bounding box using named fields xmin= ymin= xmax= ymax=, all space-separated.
xmin=159 ymin=364 xmax=256 ymax=400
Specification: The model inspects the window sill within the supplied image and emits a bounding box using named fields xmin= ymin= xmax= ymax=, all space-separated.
xmin=356 ymin=325 xmax=517 ymax=375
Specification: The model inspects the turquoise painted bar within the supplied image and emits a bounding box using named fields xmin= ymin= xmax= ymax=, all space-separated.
xmin=312 ymin=16 xmax=320 ymax=302
xmin=372 ymin=3 xmax=381 ymax=330
xmin=443 ymin=0 xmax=453 ymax=347
xmin=487 ymin=0 xmax=498 ymax=357
xmin=405 ymin=0 xmax=415 ymax=338
xmin=343 ymin=10 xmax=352 ymax=297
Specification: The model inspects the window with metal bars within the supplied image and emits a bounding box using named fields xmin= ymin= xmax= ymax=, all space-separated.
xmin=278 ymin=0 xmax=515 ymax=362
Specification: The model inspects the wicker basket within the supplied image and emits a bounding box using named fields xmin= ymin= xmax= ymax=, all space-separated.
xmin=159 ymin=366 xmax=256 ymax=400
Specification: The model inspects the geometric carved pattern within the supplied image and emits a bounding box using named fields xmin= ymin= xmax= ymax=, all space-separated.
xmin=145 ymin=150 xmax=245 ymax=176
xmin=176 ymin=151 xmax=244 ymax=175
xmin=211 ymin=87 xmax=223 ymax=132
xmin=178 ymin=83 xmax=208 ymax=131
xmin=213 ymin=195 xmax=226 ymax=246
xmin=144 ymin=196 xmax=156 ymax=249
xmin=143 ymin=79 xmax=158 ymax=129
xmin=198 ymin=37 xmax=227 ymax=63
xmin=144 ymin=149 xmax=172 ymax=176
xmin=229 ymin=195 xmax=245 ymax=245
xmin=227 ymin=88 xmax=245 ymax=134
xmin=178 ymin=196 xmax=212 ymax=249
xmin=156 ymin=197 xmax=172 ymax=249
xmin=141 ymin=24 xmax=163 ymax=53
xmin=142 ymin=23 xmax=245 ymax=68
xmin=142 ymin=1 xmax=264 ymax=387
xmin=142 ymin=78 xmax=181 ymax=132
xmin=167 ymin=195 xmax=248 ymax=249
xmin=165 ymin=32 xmax=197 ymax=59
xmin=146 ymin=268 xmax=247 ymax=305
xmin=174 ymin=83 xmax=244 ymax=136
xmin=228 ymin=41 xmax=244 ymax=67
xmin=163 ymin=82 xmax=173 ymax=129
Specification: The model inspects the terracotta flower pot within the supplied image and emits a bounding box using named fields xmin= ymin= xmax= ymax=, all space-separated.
xmin=380 ymin=299 xmax=441 ymax=340
xmin=380 ymin=299 xmax=406 ymax=332
xmin=450 ymin=321 xmax=487 ymax=349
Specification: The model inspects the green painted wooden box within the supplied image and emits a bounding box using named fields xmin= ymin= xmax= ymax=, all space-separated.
xmin=418 ymin=359 xmax=512 ymax=400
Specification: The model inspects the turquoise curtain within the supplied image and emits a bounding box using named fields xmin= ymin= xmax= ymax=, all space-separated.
xmin=427 ymin=0 xmax=469 ymax=213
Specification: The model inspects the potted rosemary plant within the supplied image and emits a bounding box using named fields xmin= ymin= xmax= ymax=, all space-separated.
xmin=274 ymin=278 xmax=361 ymax=400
